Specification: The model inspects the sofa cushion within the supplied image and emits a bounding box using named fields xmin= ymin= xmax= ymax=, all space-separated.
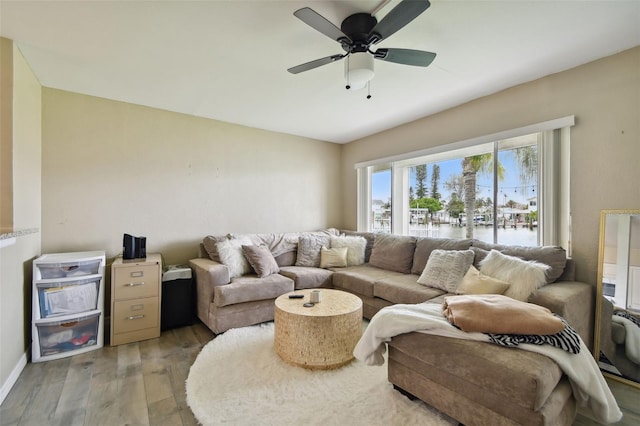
xmin=388 ymin=332 xmax=564 ymax=413
xmin=241 ymin=245 xmax=279 ymax=278
xmin=332 ymin=264 xmax=404 ymax=298
xmin=330 ymin=235 xmax=367 ymax=266
xmin=374 ymin=274 xmax=446 ymax=305
xmin=417 ymin=249 xmax=475 ymax=293
xmin=472 ymin=240 xmax=567 ymax=283
xmin=274 ymin=251 xmax=297 ymax=267
xmin=278 ymin=266 xmax=333 ymax=290
xmin=412 ymin=237 xmax=473 ymax=275
xmin=369 ymin=234 xmax=416 ymax=274
xmin=214 ymin=274 xmax=294 ymax=307
xmin=480 ymin=249 xmax=550 ymax=302
xmin=295 ymin=234 xmax=330 ymax=267
xmin=216 ymin=237 xmax=253 ymax=279
xmin=456 ymin=266 xmax=510 ymax=295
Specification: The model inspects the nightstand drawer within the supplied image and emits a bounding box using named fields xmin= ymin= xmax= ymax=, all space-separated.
xmin=113 ymin=265 xmax=159 ymax=299
xmin=112 ymin=297 xmax=159 ymax=334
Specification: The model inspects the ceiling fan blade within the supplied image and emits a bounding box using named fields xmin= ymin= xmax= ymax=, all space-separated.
xmin=369 ymin=0 xmax=430 ymax=44
xmin=293 ymin=7 xmax=352 ymax=43
xmin=374 ymin=48 xmax=436 ymax=67
xmin=287 ymin=54 xmax=346 ymax=74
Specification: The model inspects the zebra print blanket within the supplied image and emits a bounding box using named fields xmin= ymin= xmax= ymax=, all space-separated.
xmin=487 ymin=316 xmax=581 ymax=354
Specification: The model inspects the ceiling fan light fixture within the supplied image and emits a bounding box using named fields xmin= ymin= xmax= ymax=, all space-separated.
xmin=345 ymin=52 xmax=374 ymax=90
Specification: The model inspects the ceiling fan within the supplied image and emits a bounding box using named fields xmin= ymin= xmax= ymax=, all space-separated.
xmin=287 ymin=0 xmax=436 ymax=95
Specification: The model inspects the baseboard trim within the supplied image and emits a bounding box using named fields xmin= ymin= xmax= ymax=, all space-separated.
xmin=0 ymin=351 xmax=28 ymax=405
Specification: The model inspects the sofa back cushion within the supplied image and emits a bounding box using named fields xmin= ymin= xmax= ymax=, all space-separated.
xmin=472 ymin=240 xmax=567 ymax=283
xmin=411 ymin=237 xmax=473 ymax=275
xmin=369 ymin=234 xmax=416 ymax=274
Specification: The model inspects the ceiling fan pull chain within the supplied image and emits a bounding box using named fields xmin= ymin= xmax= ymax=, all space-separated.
xmin=367 ymin=81 xmax=372 ymax=99
xmin=345 ymin=55 xmax=351 ymax=90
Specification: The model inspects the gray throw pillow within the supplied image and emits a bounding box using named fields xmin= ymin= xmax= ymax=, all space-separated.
xmin=417 ymin=249 xmax=475 ymax=293
xmin=241 ymin=245 xmax=280 ymax=278
xmin=203 ymin=235 xmax=228 ymax=262
xmin=295 ymin=235 xmax=330 ymax=267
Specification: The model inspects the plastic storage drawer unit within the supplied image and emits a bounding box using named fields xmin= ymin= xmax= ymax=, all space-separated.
xmin=36 ymin=275 xmax=101 ymax=318
xmin=32 ymin=251 xmax=106 ymax=362
xmin=35 ymin=312 xmax=101 ymax=357
xmin=161 ymin=265 xmax=193 ymax=330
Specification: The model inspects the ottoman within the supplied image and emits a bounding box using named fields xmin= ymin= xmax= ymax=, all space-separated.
xmin=388 ymin=332 xmax=576 ymax=426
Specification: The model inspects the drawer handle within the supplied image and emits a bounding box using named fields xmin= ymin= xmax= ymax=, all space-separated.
xmin=126 ymin=282 xmax=145 ymax=287
xmin=127 ymin=315 xmax=145 ymax=320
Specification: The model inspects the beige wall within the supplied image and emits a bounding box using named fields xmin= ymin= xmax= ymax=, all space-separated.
xmin=41 ymin=89 xmax=343 ymax=265
xmin=0 ymin=42 xmax=41 ymax=398
xmin=1 ymin=38 xmax=13 ymax=233
xmin=342 ymin=46 xmax=640 ymax=285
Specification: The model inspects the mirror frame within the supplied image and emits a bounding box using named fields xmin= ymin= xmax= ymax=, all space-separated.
xmin=593 ymin=209 xmax=640 ymax=389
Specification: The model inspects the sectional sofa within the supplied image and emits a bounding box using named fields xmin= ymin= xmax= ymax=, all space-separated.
xmin=189 ymin=228 xmax=594 ymax=425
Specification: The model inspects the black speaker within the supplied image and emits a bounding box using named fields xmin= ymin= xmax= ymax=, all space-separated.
xmin=123 ymin=234 xmax=146 ymax=259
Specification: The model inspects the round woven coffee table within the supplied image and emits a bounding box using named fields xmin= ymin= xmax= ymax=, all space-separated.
xmin=274 ymin=289 xmax=363 ymax=370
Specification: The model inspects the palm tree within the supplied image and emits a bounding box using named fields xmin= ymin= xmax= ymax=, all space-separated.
xmin=461 ymin=145 xmax=538 ymax=238
xmin=462 ymin=155 xmax=490 ymax=237
xmin=514 ymin=146 xmax=537 ymax=191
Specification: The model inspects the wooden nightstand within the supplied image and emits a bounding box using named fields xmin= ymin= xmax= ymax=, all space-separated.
xmin=110 ymin=254 xmax=162 ymax=346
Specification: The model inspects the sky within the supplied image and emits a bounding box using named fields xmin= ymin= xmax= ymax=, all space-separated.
xmin=372 ymin=151 xmax=537 ymax=207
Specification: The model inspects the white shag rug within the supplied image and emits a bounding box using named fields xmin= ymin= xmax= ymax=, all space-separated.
xmin=186 ymin=322 xmax=456 ymax=426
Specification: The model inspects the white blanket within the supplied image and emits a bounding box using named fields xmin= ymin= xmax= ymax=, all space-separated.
xmin=354 ymin=303 xmax=623 ymax=425
xmin=612 ymin=314 xmax=640 ymax=364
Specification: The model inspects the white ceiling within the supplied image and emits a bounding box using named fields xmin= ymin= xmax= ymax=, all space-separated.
xmin=1 ymin=1 xmax=639 ymax=144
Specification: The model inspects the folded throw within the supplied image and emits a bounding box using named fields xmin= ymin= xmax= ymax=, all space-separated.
xmin=488 ymin=317 xmax=581 ymax=354
xmin=443 ymin=294 xmax=565 ymax=335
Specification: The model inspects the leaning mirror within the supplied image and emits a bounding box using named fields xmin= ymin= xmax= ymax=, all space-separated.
xmin=594 ymin=209 xmax=640 ymax=389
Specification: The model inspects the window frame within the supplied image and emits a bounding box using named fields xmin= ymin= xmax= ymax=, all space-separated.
xmin=356 ymin=116 xmax=574 ymax=248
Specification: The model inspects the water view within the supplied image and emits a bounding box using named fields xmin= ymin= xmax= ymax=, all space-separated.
xmin=374 ymin=222 xmax=539 ymax=247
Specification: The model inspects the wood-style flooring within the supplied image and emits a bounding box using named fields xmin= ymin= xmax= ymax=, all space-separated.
xmin=1 ymin=320 xmax=638 ymax=426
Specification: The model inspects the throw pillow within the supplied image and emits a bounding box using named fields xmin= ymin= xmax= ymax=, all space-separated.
xmin=411 ymin=237 xmax=473 ymax=275
xmin=330 ymin=235 xmax=366 ymax=266
xmin=472 ymin=240 xmax=567 ymax=283
xmin=417 ymin=249 xmax=475 ymax=293
xmin=479 ymin=249 xmax=550 ymax=301
xmin=241 ymin=245 xmax=279 ymax=278
xmin=369 ymin=234 xmax=417 ymax=274
xmin=455 ymin=265 xmax=511 ymax=295
xmin=341 ymin=230 xmax=375 ymax=262
xmin=320 ymin=246 xmax=348 ymax=268
xmin=203 ymin=235 xmax=228 ymax=262
xmin=295 ymin=234 xmax=330 ymax=267
xmin=216 ymin=237 xmax=253 ymax=279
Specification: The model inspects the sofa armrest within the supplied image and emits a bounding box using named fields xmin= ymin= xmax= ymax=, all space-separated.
xmin=189 ymin=257 xmax=231 ymax=303
xmin=528 ymin=281 xmax=594 ymax=348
